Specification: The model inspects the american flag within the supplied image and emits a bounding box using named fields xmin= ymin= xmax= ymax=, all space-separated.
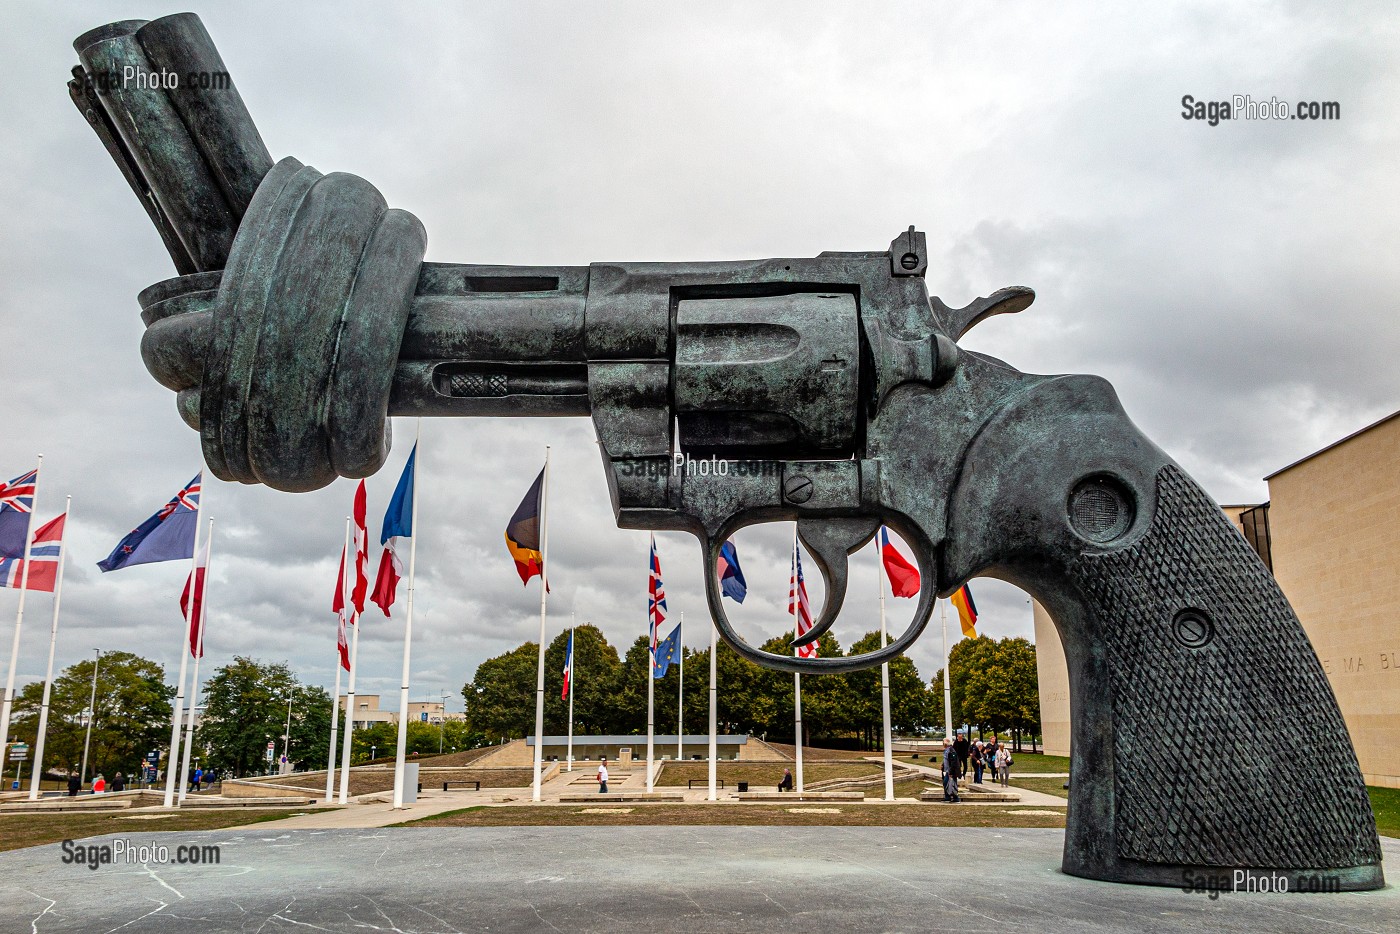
xmin=790 ymin=540 xmax=817 ymax=659
xmin=0 ymin=469 xmax=37 ymax=514
xmin=649 ymin=534 xmax=667 ymax=655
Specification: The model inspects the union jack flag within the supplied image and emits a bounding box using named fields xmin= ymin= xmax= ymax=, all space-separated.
xmin=0 ymin=470 xmax=37 ymax=514
xmin=790 ymin=539 xmax=817 ymax=659
xmin=649 ymin=534 xmax=667 ymax=658
xmin=0 ymin=468 xmax=40 ymax=560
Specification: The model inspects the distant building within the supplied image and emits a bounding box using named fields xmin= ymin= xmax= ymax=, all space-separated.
xmin=1036 ymin=410 xmax=1398 ymax=788
xmin=336 ymin=694 xmax=465 ymax=728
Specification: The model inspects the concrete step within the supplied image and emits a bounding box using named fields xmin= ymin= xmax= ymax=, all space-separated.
xmin=737 ymin=791 xmax=865 ymax=802
xmin=920 ymin=789 xmax=1022 ymax=803
xmin=177 ymin=795 xmax=318 ymax=808
xmin=558 ymin=793 xmax=685 ymax=803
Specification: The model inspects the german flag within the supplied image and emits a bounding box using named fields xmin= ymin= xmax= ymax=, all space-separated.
xmin=505 ymin=468 xmax=545 ymax=584
xmin=951 ymin=584 xmax=978 ymax=638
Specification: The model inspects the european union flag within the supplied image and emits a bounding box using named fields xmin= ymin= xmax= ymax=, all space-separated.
xmin=653 ymin=623 xmax=682 ymax=678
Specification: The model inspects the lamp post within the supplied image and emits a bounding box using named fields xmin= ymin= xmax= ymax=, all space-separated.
xmin=439 ymin=690 xmax=449 ymax=754
xmin=280 ymin=696 xmax=293 ymax=773
xmin=79 ymin=649 xmax=100 ymax=787
xmin=371 ymin=744 xmax=377 ymax=762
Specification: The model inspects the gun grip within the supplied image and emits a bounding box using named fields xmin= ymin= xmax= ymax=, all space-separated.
xmin=946 ymin=375 xmax=1383 ymax=890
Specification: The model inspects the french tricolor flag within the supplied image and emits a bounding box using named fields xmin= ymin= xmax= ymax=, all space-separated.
xmin=562 ymin=629 xmax=573 ymax=700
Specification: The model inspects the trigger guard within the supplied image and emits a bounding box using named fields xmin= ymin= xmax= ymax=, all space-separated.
xmin=789 ymin=516 xmax=880 ymax=648
xmin=700 ymin=515 xmax=939 ymax=674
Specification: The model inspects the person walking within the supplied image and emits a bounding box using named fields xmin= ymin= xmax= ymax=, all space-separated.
xmin=112 ymin=772 xmax=126 ymax=793
xmin=191 ymin=767 xmax=203 ymax=793
xmin=995 ymin=744 xmax=1011 ymax=787
xmin=597 ymin=756 xmax=609 ymax=794
xmin=953 ymin=733 xmax=970 ymax=779
xmin=941 ymin=737 xmax=960 ymax=803
xmin=92 ymin=774 xmax=106 ymax=794
xmin=66 ymin=773 xmax=80 ymax=797
xmin=970 ymin=741 xmax=985 ymax=784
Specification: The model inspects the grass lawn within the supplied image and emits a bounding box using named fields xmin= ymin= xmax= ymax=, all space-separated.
xmin=0 ymin=808 xmax=300 ymax=853
xmin=268 ymin=768 xmax=535 ymax=795
xmin=655 ymin=761 xmax=892 ymax=788
xmin=1370 ymin=786 xmax=1399 ymax=839
xmin=398 ymin=803 xmax=1067 ymax=829
xmin=1007 ymin=777 xmax=1069 ymax=799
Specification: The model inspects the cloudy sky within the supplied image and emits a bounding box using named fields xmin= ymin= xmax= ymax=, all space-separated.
xmin=1 ymin=2 xmax=1396 ymax=717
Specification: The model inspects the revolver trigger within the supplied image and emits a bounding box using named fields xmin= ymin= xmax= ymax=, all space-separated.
xmin=791 ymin=517 xmax=881 ymax=648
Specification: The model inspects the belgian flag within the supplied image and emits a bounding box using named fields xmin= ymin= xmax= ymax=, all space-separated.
xmin=505 ymin=468 xmax=545 ymax=584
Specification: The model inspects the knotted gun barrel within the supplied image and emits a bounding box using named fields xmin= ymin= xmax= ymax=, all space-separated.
xmin=74 ymin=13 xmax=1382 ymax=892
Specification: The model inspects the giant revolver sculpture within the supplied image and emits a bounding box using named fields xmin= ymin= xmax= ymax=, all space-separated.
xmin=72 ymin=14 xmax=1382 ymax=890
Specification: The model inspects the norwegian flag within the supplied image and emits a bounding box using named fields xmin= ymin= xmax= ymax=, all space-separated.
xmin=0 ymin=468 xmax=39 ymax=560
xmin=648 ymin=534 xmax=667 ymax=656
xmin=0 ymin=512 xmax=65 ymax=592
xmin=790 ymin=540 xmax=817 ymax=659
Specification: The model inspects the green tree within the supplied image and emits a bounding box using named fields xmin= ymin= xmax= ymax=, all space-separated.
xmin=543 ymin=623 xmax=621 ymax=735
xmin=350 ymin=721 xmax=397 ymax=763
xmin=10 ymin=651 xmax=173 ymax=781
xmin=196 ymin=657 xmax=325 ymax=777
xmin=463 ymin=642 xmax=537 ymax=741
xmin=844 ymin=630 xmax=930 ymax=747
xmin=936 ymin=636 xmax=1040 ymax=745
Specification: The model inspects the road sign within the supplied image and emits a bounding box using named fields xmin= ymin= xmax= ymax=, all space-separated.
xmin=9 ymin=743 xmax=28 ymax=761
xmin=146 ymin=750 xmax=159 ymax=763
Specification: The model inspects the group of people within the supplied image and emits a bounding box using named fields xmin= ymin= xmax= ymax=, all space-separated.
xmin=60 ymin=766 xmax=218 ymax=796
xmin=940 ymin=733 xmax=1012 ymax=801
xmin=65 ymin=771 xmax=125 ymax=795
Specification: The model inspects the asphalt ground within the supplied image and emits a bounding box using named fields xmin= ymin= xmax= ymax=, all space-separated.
xmin=0 ymin=826 xmax=1393 ymax=933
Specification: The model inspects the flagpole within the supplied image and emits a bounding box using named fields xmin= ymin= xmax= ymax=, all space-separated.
xmin=178 ymin=517 xmax=215 ymax=803
xmin=530 ymin=446 xmax=551 ymax=803
xmin=163 ymin=494 xmax=203 ymax=808
xmin=792 ymin=527 xmax=804 ymax=795
xmin=941 ymin=598 xmax=954 ymax=742
xmin=707 ymin=613 xmax=717 ymax=802
xmin=677 ymin=611 xmax=684 ymax=763
xmin=0 ymin=455 xmax=41 ymax=761
xmin=878 ymin=536 xmax=894 ymax=801
xmin=566 ymin=612 xmax=575 ymax=772
xmin=392 ymin=421 xmax=423 ymax=809
xmin=27 ymin=495 xmax=69 ymax=801
xmin=338 ymin=606 xmax=361 ymax=803
xmin=325 ymin=517 xmax=350 ymax=803
xmin=646 ymin=614 xmax=655 ymax=792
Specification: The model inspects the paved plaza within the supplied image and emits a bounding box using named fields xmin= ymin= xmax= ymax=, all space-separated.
xmin=0 ymin=826 xmax=1393 ymax=933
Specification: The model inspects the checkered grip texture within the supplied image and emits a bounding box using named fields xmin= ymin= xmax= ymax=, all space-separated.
xmin=1072 ymin=465 xmax=1380 ymax=868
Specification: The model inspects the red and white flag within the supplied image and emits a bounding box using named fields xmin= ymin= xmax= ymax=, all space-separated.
xmin=179 ymin=536 xmax=211 ymax=657
xmin=789 ymin=540 xmax=817 ymax=659
xmin=0 ymin=512 xmax=65 ymax=592
xmin=351 ymin=480 xmax=369 ymax=614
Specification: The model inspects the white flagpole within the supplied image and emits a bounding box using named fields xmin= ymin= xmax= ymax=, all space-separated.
xmin=566 ymin=612 xmax=574 ymax=772
xmin=941 ymin=598 xmax=954 ymax=742
xmin=392 ymin=420 xmax=423 ymax=809
xmin=530 ymin=446 xmax=551 ymax=803
xmin=677 ymin=611 xmax=684 ymax=762
xmin=646 ymin=548 xmax=655 ymax=794
xmin=707 ymin=614 xmax=717 ymax=801
xmin=878 ymin=536 xmax=894 ymax=801
xmin=27 ymin=494 xmax=69 ymax=801
xmin=792 ymin=528 xmax=804 ymax=795
xmin=325 ymin=517 xmax=350 ymax=803
xmin=338 ymin=606 xmax=362 ymax=804
xmin=0 ymin=455 xmax=42 ymax=760
xmin=178 ymin=517 xmax=215 ymax=803
xmin=162 ymin=493 xmax=203 ymax=808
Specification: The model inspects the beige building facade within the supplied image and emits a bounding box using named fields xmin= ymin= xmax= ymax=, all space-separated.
xmin=337 ymin=694 xmax=466 ymax=729
xmin=1035 ymin=410 xmax=1399 ymax=787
